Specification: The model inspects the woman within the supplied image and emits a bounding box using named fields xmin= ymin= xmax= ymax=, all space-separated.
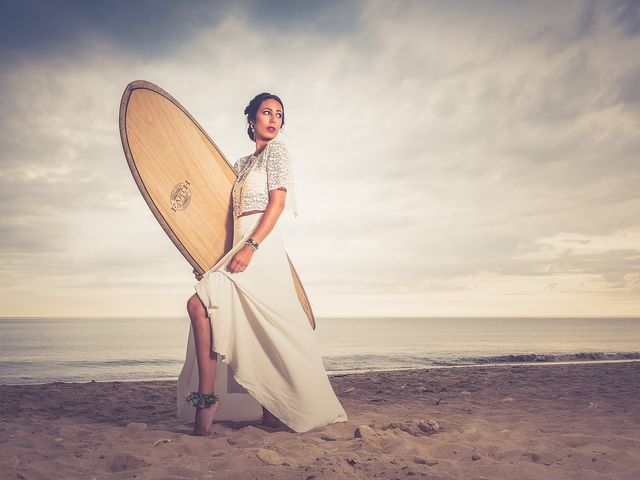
xmin=176 ymin=92 xmax=348 ymax=435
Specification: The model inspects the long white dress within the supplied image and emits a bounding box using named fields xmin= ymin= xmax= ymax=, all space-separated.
xmin=176 ymin=139 xmax=348 ymax=433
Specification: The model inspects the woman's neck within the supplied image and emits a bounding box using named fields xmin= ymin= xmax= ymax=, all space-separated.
xmin=253 ymin=138 xmax=269 ymax=156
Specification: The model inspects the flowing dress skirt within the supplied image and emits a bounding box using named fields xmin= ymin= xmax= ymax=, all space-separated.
xmin=176 ymin=212 xmax=348 ymax=433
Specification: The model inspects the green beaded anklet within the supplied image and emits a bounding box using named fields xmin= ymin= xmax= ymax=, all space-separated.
xmin=185 ymin=391 xmax=219 ymax=408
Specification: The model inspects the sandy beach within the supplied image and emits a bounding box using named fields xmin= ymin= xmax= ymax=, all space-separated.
xmin=1 ymin=361 xmax=639 ymax=479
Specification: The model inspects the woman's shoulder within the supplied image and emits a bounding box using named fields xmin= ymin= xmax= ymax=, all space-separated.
xmin=265 ymin=136 xmax=290 ymax=159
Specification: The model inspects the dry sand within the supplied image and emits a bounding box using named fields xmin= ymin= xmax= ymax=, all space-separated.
xmin=1 ymin=361 xmax=639 ymax=479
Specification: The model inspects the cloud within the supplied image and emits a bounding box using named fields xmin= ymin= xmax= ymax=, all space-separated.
xmin=0 ymin=0 xmax=363 ymax=65
xmin=1 ymin=0 xmax=639 ymax=316
xmin=612 ymin=0 xmax=640 ymax=36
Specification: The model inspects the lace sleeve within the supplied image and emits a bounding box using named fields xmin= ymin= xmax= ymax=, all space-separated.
xmin=265 ymin=140 xmax=299 ymax=217
xmin=266 ymin=141 xmax=292 ymax=192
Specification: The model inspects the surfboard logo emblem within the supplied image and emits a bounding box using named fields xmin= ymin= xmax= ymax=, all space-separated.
xmin=170 ymin=180 xmax=192 ymax=211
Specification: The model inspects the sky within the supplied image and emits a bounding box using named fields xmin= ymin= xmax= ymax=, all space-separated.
xmin=0 ymin=0 xmax=639 ymax=318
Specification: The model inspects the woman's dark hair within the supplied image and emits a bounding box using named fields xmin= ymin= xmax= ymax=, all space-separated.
xmin=244 ymin=92 xmax=285 ymax=141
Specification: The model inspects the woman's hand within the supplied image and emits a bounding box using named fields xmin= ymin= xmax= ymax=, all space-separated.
xmin=226 ymin=245 xmax=255 ymax=273
xmin=193 ymin=268 xmax=203 ymax=281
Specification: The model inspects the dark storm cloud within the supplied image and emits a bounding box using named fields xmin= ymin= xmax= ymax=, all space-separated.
xmin=613 ymin=0 xmax=640 ymax=36
xmin=575 ymin=0 xmax=598 ymax=39
xmin=0 ymin=0 xmax=362 ymax=64
xmin=0 ymin=0 xmax=217 ymax=62
xmin=241 ymin=0 xmax=362 ymax=34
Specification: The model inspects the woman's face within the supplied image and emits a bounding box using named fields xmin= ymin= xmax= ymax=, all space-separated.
xmin=252 ymin=98 xmax=283 ymax=142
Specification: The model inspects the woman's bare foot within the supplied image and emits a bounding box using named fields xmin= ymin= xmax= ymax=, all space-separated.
xmin=193 ymin=399 xmax=221 ymax=436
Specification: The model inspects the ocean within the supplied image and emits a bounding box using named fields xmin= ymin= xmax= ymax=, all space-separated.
xmin=1 ymin=316 xmax=639 ymax=385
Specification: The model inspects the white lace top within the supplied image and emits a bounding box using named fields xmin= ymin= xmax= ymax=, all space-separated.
xmin=232 ymin=137 xmax=299 ymax=220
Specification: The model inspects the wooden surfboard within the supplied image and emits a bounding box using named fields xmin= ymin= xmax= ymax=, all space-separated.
xmin=118 ymin=80 xmax=316 ymax=330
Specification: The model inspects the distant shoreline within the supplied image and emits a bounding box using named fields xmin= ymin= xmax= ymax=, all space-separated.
xmin=328 ymin=357 xmax=640 ymax=375
xmin=3 ymin=357 xmax=640 ymax=387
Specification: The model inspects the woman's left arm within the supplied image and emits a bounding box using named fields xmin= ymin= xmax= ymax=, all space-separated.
xmin=225 ymin=189 xmax=286 ymax=273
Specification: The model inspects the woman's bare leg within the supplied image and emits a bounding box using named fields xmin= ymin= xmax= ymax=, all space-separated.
xmin=187 ymin=293 xmax=220 ymax=435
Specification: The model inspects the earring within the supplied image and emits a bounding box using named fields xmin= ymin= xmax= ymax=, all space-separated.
xmin=250 ymin=123 xmax=254 ymax=132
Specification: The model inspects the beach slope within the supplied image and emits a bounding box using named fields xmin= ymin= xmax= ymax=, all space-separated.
xmin=1 ymin=361 xmax=639 ymax=479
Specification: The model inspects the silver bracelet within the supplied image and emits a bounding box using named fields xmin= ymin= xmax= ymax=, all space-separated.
xmin=246 ymin=238 xmax=259 ymax=251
